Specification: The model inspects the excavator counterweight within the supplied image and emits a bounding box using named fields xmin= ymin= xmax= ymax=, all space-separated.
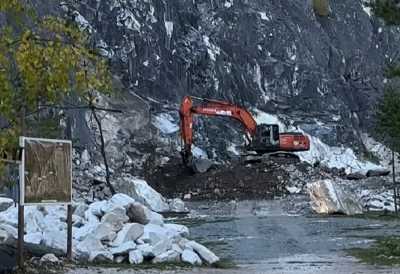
xmin=179 ymin=96 xmax=310 ymax=166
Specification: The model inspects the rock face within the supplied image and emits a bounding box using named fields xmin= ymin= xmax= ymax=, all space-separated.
xmin=0 ymin=198 xmax=13 ymax=212
xmin=308 ymin=179 xmax=363 ymax=215
xmin=15 ymin=0 xmax=399 ymax=193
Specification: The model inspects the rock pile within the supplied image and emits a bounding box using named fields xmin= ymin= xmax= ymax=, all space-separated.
xmin=0 ymin=193 xmax=219 ymax=266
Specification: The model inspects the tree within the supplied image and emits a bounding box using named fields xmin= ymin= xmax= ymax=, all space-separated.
xmin=373 ymin=0 xmax=400 ymax=150
xmin=0 ymin=1 xmax=114 ymax=192
xmin=377 ymin=88 xmax=400 ymax=150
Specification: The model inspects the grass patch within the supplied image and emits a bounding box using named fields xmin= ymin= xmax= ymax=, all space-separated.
xmin=348 ymin=237 xmax=400 ymax=266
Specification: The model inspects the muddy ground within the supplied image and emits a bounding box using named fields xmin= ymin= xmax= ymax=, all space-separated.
xmin=146 ymin=156 xmax=334 ymax=201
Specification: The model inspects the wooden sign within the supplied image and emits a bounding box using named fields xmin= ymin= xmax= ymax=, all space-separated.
xmin=20 ymin=137 xmax=72 ymax=205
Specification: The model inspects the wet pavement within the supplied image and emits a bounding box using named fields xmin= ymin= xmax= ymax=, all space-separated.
xmin=177 ymin=199 xmax=400 ymax=273
xmin=67 ymin=199 xmax=400 ymax=274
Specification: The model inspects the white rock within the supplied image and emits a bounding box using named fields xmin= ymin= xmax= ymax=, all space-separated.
xmin=76 ymin=235 xmax=105 ymax=260
xmin=168 ymin=198 xmax=189 ymax=213
xmin=130 ymin=179 xmax=170 ymax=212
xmin=0 ymin=223 xmax=17 ymax=239
xmin=102 ymin=194 xmax=136 ymax=213
xmin=87 ymin=200 xmax=107 ymax=218
xmin=0 ymin=206 xmax=17 ymax=227
xmin=286 ymin=186 xmax=301 ymax=194
xmin=185 ymin=241 xmax=219 ymax=264
xmin=25 ymin=209 xmax=44 ymax=234
xmin=25 ymin=232 xmax=43 ymax=245
xmin=0 ymin=197 xmax=14 ymax=212
xmin=129 ymin=249 xmax=144 ymax=264
xmin=73 ymin=203 xmax=89 ymax=218
xmin=308 ymin=179 xmax=363 ymax=215
xmin=152 ymin=249 xmax=180 ymax=263
xmin=110 ymin=241 xmax=136 ymax=255
xmin=81 ymin=149 xmax=90 ymax=164
xmin=114 ymin=255 xmax=126 ymax=263
xmin=181 ymin=249 xmax=202 ymax=265
xmin=42 ymin=230 xmax=68 ymax=252
xmin=93 ymin=223 xmax=117 ymax=242
xmin=73 ymin=222 xmax=98 ymax=241
xmin=165 ymin=223 xmax=189 ymax=238
xmin=137 ymin=244 xmax=153 ymax=258
xmin=112 ymin=223 xmax=144 ymax=247
xmin=101 ymin=208 xmax=129 ymax=231
xmin=152 ymin=238 xmax=172 ymax=257
xmin=89 ymin=250 xmax=114 ymax=263
xmin=40 ymin=253 xmax=60 ymax=264
xmin=140 ymin=224 xmax=168 ymax=244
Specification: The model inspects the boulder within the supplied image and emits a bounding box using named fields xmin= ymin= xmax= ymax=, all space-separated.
xmin=0 ymin=206 xmax=18 ymax=227
xmin=73 ymin=222 xmax=98 ymax=241
xmin=87 ymin=200 xmax=108 ymax=218
xmin=129 ymin=249 xmax=144 ymax=264
xmin=42 ymin=230 xmax=68 ymax=252
xmin=40 ymin=253 xmax=61 ymax=264
xmin=102 ymin=194 xmax=136 ymax=213
xmin=126 ymin=203 xmax=149 ymax=225
xmin=185 ymin=241 xmax=219 ymax=264
xmin=165 ymin=224 xmax=190 ymax=238
xmin=137 ymin=244 xmax=153 ymax=258
xmin=93 ymin=223 xmax=117 ymax=242
xmin=89 ymin=251 xmax=114 ymax=263
xmin=73 ymin=203 xmax=89 ymax=218
xmin=129 ymin=179 xmax=170 ymax=212
xmin=75 ymin=235 xmax=105 ymax=261
xmin=151 ymin=238 xmax=172 ymax=257
xmin=193 ymin=158 xmax=213 ymax=173
xmin=168 ymin=198 xmax=189 ymax=213
xmin=25 ymin=232 xmax=43 ymax=245
xmin=112 ymin=223 xmax=144 ymax=247
xmin=181 ymin=249 xmax=202 ymax=265
xmin=308 ymin=179 xmax=363 ymax=215
xmin=286 ymin=186 xmax=301 ymax=194
xmin=346 ymin=172 xmax=367 ymax=180
xmin=139 ymin=224 xmax=169 ymax=244
xmin=152 ymin=250 xmax=180 ymax=264
xmin=101 ymin=207 xmax=129 ymax=231
xmin=110 ymin=241 xmax=136 ymax=255
xmin=114 ymin=255 xmax=126 ymax=263
xmin=0 ymin=197 xmax=13 ymax=212
xmin=366 ymin=169 xmax=390 ymax=178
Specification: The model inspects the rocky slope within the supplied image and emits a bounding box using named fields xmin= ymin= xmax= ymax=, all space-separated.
xmin=15 ymin=0 xmax=400 ymax=200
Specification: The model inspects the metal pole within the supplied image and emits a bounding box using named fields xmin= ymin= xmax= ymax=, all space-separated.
xmin=393 ymin=150 xmax=398 ymax=214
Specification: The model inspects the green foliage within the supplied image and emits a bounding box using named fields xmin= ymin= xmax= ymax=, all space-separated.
xmin=370 ymin=0 xmax=400 ymax=25
xmin=377 ymin=88 xmax=400 ymax=151
xmin=0 ymin=1 xmax=111 ymax=172
xmin=313 ymin=0 xmax=330 ymax=17
xmin=349 ymin=237 xmax=400 ymax=266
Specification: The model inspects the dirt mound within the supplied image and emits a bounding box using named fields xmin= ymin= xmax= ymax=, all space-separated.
xmin=146 ymin=156 xmax=317 ymax=201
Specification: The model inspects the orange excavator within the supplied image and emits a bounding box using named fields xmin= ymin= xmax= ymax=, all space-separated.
xmin=179 ymin=96 xmax=310 ymax=165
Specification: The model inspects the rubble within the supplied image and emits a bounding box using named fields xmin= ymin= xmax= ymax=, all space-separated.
xmin=0 ymin=192 xmax=219 ymax=266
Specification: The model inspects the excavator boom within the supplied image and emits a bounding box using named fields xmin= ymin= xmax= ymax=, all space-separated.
xmin=179 ymin=96 xmax=310 ymax=165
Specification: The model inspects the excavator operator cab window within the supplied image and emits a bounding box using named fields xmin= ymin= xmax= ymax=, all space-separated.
xmin=256 ymin=124 xmax=280 ymax=147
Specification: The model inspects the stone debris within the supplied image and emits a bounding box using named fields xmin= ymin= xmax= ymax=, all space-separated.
xmin=0 ymin=192 xmax=219 ymax=266
xmin=40 ymin=253 xmax=61 ymax=264
xmin=0 ymin=198 xmax=13 ymax=212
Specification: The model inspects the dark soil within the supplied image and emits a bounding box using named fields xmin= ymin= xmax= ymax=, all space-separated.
xmin=146 ymin=155 xmax=311 ymax=200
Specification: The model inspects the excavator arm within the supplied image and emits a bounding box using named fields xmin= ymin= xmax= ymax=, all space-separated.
xmin=179 ymin=96 xmax=310 ymax=166
xmin=179 ymin=96 xmax=257 ymax=164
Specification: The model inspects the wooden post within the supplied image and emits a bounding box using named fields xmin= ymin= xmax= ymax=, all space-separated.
xmin=393 ymin=150 xmax=397 ymax=214
xmin=66 ymin=116 xmax=73 ymax=261
xmin=17 ymin=107 xmax=26 ymax=269
xmin=67 ymin=204 xmax=73 ymax=260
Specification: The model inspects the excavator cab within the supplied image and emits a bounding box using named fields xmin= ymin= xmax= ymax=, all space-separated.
xmin=249 ymin=124 xmax=280 ymax=153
